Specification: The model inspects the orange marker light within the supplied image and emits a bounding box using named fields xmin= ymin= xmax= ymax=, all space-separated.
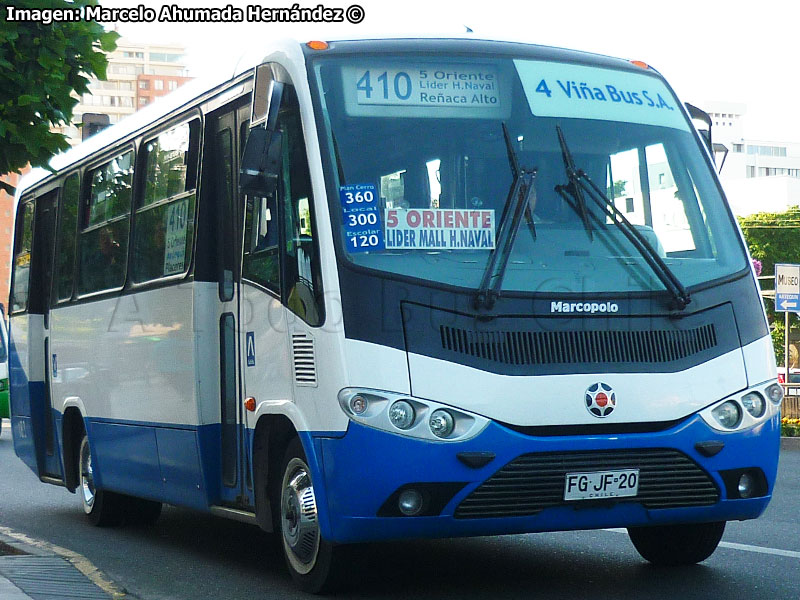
xmin=306 ymin=41 xmax=329 ymax=51
xmin=630 ymin=60 xmax=649 ymax=70
xmin=244 ymin=397 xmax=256 ymax=412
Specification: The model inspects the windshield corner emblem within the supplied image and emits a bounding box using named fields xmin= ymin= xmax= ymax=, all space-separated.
xmin=585 ymin=383 xmax=616 ymax=418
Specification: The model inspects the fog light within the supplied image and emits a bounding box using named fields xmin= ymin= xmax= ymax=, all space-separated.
xmin=712 ymin=401 xmax=742 ymax=429
xmin=398 ymin=489 xmax=424 ymax=516
xmin=766 ymin=383 xmax=784 ymax=405
xmin=738 ymin=473 xmax=754 ymax=499
xmin=429 ymin=409 xmax=455 ymax=438
xmin=389 ymin=400 xmax=415 ymax=430
xmin=741 ymin=392 xmax=766 ymax=418
xmin=349 ymin=394 xmax=368 ymax=415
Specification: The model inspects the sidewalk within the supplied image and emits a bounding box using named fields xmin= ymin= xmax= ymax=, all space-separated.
xmin=0 ymin=531 xmax=121 ymax=600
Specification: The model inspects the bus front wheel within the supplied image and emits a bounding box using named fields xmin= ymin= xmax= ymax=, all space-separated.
xmin=78 ymin=433 xmax=125 ymax=527
xmin=627 ymin=521 xmax=726 ymax=565
xmin=278 ymin=437 xmax=344 ymax=593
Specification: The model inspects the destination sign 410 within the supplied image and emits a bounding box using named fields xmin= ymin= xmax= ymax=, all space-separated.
xmin=341 ymin=64 xmax=508 ymax=119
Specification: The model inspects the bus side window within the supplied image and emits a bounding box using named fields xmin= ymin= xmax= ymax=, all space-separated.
xmin=78 ymin=150 xmax=134 ymax=295
xmin=10 ymin=200 xmax=34 ymax=313
xmin=277 ymin=86 xmax=324 ymax=327
xmin=132 ymin=119 xmax=200 ymax=282
xmin=55 ymin=173 xmax=80 ymax=301
xmin=241 ymin=113 xmax=282 ymax=292
xmin=242 ymin=193 xmax=280 ymax=292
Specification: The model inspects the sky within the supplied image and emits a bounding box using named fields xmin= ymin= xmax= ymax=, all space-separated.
xmin=107 ymin=0 xmax=800 ymax=142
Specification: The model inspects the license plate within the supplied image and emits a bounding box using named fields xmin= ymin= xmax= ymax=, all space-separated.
xmin=564 ymin=469 xmax=639 ymax=501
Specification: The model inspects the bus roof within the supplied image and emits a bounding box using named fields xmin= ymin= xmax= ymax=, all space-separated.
xmin=12 ymin=34 xmax=649 ymax=205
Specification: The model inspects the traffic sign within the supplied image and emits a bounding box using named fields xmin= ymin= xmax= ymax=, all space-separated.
xmin=775 ymin=263 xmax=800 ymax=312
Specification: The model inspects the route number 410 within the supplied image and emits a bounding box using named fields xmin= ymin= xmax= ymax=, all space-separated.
xmin=357 ymin=70 xmax=413 ymax=101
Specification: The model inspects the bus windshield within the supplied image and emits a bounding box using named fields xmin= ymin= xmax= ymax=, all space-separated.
xmin=312 ymin=53 xmax=748 ymax=295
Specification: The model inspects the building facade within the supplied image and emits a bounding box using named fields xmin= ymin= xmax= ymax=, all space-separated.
xmin=56 ymin=38 xmax=190 ymax=146
xmin=1 ymin=39 xmax=191 ymax=310
xmin=706 ymin=102 xmax=800 ymax=217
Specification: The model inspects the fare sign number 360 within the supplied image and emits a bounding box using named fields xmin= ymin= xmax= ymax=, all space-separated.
xmin=340 ymin=183 xmax=384 ymax=253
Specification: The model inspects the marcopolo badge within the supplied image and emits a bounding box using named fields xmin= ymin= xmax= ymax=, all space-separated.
xmin=585 ymin=383 xmax=616 ymax=418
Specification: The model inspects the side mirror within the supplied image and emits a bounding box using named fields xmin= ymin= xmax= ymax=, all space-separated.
xmin=684 ymin=102 xmax=713 ymax=157
xmin=239 ymin=79 xmax=284 ymax=196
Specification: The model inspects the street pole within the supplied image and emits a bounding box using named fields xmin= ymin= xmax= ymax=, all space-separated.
xmin=786 ymin=310 xmax=790 ymax=378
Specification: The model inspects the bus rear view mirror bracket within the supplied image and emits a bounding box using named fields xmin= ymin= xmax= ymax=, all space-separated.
xmin=684 ymin=102 xmax=713 ymax=157
xmin=240 ymin=80 xmax=284 ymax=196
xmin=240 ymin=128 xmax=282 ymax=196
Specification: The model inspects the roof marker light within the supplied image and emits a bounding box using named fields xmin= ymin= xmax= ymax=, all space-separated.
xmin=630 ymin=60 xmax=649 ymax=70
xmin=307 ymin=41 xmax=329 ymax=51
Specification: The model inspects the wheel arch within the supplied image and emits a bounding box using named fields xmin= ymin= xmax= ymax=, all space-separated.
xmin=252 ymin=413 xmax=299 ymax=532
xmin=61 ymin=404 xmax=86 ymax=493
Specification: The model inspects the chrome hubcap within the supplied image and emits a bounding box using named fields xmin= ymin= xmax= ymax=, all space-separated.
xmin=281 ymin=458 xmax=320 ymax=574
xmin=79 ymin=438 xmax=95 ymax=514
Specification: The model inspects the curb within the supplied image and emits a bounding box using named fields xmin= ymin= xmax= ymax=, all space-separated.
xmin=0 ymin=526 xmax=129 ymax=599
xmin=780 ymin=437 xmax=800 ymax=450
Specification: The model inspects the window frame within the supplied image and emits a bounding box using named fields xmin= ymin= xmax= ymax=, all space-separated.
xmin=9 ymin=196 xmax=36 ymax=315
xmin=53 ymin=171 xmax=82 ymax=304
xmin=76 ymin=143 xmax=136 ymax=299
xmin=128 ymin=111 xmax=203 ymax=288
xmin=274 ymin=84 xmax=326 ymax=327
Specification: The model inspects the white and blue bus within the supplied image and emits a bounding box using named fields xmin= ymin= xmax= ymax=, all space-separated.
xmin=8 ymin=35 xmax=782 ymax=592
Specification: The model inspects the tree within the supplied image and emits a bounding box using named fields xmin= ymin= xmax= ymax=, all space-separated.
xmin=738 ymin=208 xmax=800 ymax=359
xmin=608 ymin=179 xmax=627 ymax=198
xmin=0 ymin=0 xmax=118 ymax=194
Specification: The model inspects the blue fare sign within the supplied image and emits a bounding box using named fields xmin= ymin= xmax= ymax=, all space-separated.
xmin=340 ymin=183 xmax=384 ymax=253
xmin=513 ymin=60 xmax=690 ymax=131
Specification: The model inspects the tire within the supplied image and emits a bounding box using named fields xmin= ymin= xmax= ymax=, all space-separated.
xmin=78 ymin=433 xmax=125 ymax=527
xmin=628 ymin=521 xmax=726 ymax=565
xmin=277 ymin=437 xmax=344 ymax=594
xmin=123 ymin=496 xmax=162 ymax=527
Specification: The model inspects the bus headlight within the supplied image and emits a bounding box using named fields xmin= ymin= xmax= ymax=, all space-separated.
xmin=700 ymin=380 xmax=781 ymax=432
xmin=741 ymin=392 xmax=766 ymax=418
xmin=389 ymin=401 xmax=415 ymax=430
xmin=349 ymin=394 xmax=369 ymax=415
xmin=712 ymin=401 xmax=742 ymax=429
xmin=429 ymin=410 xmax=455 ymax=438
xmin=338 ymin=388 xmax=489 ymax=442
xmin=765 ymin=383 xmax=783 ymax=405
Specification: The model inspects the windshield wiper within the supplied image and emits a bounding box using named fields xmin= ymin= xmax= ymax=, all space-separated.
xmin=553 ymin=125 xmax=691 ymax=311
xmin=474 ymin=123 xmax=538 ymax=310
xmin=556 ymin=126 xmax=593 ymax=240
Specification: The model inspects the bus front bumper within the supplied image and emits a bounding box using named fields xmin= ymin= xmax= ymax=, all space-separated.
xmin=309 ymin=413 xmax=780 ymax=544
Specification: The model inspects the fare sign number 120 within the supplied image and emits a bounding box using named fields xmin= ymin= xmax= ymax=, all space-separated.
xmin=340 ymin=183 xmax=384 ymax=253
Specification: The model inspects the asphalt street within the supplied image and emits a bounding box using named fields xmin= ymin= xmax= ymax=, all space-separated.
xmin=1 ymin=424 xmax=798 ymax=600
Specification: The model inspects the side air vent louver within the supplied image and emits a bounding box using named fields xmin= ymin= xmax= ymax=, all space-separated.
xmin=440 ymin=323 xmax=717 ymax=366
xmin=292 ymin=333 xmax=317 ymax=387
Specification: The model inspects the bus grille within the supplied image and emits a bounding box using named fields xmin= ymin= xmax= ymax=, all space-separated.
xmin=454 ymin=448 xmax=719 ymax=519
xmin=440 ymin=324 xmax=717 ymax=366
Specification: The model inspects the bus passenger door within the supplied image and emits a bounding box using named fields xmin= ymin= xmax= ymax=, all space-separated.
xmin=21 ymin=190 xmax=59 ymax=477
xmin=210 ymin=106 xmax=247 ymax=507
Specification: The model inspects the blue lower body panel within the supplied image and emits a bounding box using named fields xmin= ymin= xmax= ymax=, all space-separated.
xmin=87 ymin=419 xmax=211 ymax=510
xmin=314 ymin=415 xmax=780 ymax=544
